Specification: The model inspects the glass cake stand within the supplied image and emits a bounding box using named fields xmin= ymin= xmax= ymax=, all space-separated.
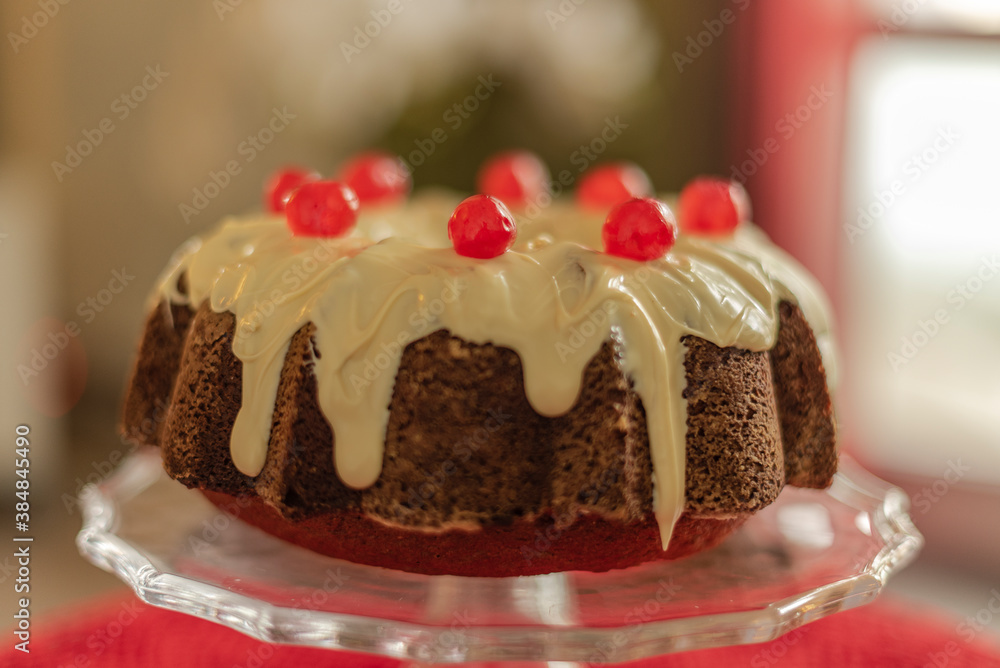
xmin=76 ymin=447 xmax=922 ymax=666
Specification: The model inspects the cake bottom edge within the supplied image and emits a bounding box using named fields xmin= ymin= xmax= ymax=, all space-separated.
xmin=202 ymin=490 xmax=747 ymax=577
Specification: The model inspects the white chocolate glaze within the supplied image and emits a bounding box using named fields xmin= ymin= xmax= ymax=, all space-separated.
xmin=155 ymin=190 xmax=833 ymax=550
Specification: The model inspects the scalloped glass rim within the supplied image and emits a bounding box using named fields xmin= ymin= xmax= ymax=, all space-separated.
xmin=76 ymin=448 xmax=922 ymax=664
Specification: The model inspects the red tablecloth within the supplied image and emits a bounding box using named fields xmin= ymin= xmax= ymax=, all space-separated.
xmin=5 ymin=594 xmax=1000 ymax=667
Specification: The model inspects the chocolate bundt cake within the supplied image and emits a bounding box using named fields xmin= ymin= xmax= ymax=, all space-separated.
xmin=121 ymin=157 xmax=838 ymax=577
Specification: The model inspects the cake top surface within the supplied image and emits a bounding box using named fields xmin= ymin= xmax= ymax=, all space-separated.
xmin=153 ymin=154 xmax=835 ymax=551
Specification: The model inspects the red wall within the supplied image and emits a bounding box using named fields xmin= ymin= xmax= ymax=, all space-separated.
xmin=731 ymin=0 xmax=870 ymax=312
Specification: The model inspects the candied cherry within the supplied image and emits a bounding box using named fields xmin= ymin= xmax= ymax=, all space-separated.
xmin=337 ymin=151 xmax=411 ymax=204
xmin=285 ymin=180 xmax=360 ymax=237
xmin=264 ymin=167 xmax=319 ymax=213
xmin=448 ymin=194 xmax=517 ymax=259
xmin=678 ymin=177 xmax=749 ymax=235
xmin=476 ymin=150 xmax=550 ymax=209
xmin=577 ymin=162 xmax=653 ymax=211
xmin=602 ymin=198 xmax=678 ymax=261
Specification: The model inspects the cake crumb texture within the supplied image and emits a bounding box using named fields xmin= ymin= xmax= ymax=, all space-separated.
xmin=123 ymin=299 xmax=837 ymax=521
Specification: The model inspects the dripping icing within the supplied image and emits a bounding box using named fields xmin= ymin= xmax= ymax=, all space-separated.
xmin=154 ymin=191 xmax=834 ymax=551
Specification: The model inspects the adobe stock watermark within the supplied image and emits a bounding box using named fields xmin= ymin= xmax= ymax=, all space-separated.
xmin=186 ymin=494 xmax=259 ymax=557
xmin=555 ymin=300 xmax=618 ymax=362
xmin=551 ymin=258 xmax=664 ymax=364
xmin=545 ymin=0 xmax=588 ymax=30
xmin=235 ymin=236 xmax=353 ymax=343
xmin=878 ymin=0 xmax=930 ymax=39
xmin=425 ymin=610 xmax=476 ymax=660
xmin=923 ymin=588 xmax=1000 ymax=668
xmin=844 ymin=127 xmax=959 ymax=244
xmin=213 ymin=0 xmax=244 ymax=21
xmin=729 ymin=83 xmax=834 ymax=184
xmin=15 ymin=268 xmax=135 ymax=387
xmin=51 ymin=599 xmax=146 ymax=667
xmin=289 ymin=567 xmax=350 ymax=610
xmin=60 ymin=397 xmax=169 ymax=515
xmin=0 ymin=553 xmax=24 ymax=589
xmin=210 ymin=562 xmax=349 ymax=667
xmin=587 ymin=578 xmax=683 ymax=663
xmin=51 ymin=66 xmax=170 ymax=182
xmin=178 ymin=106 xmax=296 ymax=224
xmin=398 ymin=75 xmax=502 ymax=174
xmin=348 ymin=278 xmax=468 ymax=395
xmin=567 ymin=116 xmax=630 ymax=173
xmin=672 ymin=0 xmax=753 ymax=73
xmin=749 ymin=626 xmax=811 ymax=667
xmin=911 ymin=459 xmax=970 ymax=515
xmin=228 ymin=642 xmax=275 ymax=668
xmin=340 ymin=0 xmax=413 ymax=63
xmin=396 ymin=407 xmax=513 ymax=518
xmin=518 ymin=115 xmax=631 ymax=223
xmin=520 ymin=461 xmax=625 ymax=565
xmin=887 ymin=254 xmax=999 ymax=371
xmin=7 ymin=0 xmax=72 ymax=54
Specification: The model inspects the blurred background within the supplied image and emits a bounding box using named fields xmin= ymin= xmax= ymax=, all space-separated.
xmin=1 ymin=0 xmax=998 ymax=637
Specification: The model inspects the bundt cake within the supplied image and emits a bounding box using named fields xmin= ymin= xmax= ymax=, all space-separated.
xmin=121 ymin=153 xmax=838 ymax=577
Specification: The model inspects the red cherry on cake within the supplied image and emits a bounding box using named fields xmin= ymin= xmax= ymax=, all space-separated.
xmin=476 ymin=150 xmax=550 ymax=209
xmin=602 ymin=198 xmax=678 ymax=261
xmin=337 ymin=151 xmax=411 ymax=205
xmin=678 ymin=177 xmax=749 ymax=235
xmin=264 ymin=167 xmax=320 ymax=213
xmin=577 ymin=162 xmax=653 ymax=211
xmin=448 ymin=194 xmax=517 ymax=259
xmin=285 ymin=180 xmax=360 ymax=238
